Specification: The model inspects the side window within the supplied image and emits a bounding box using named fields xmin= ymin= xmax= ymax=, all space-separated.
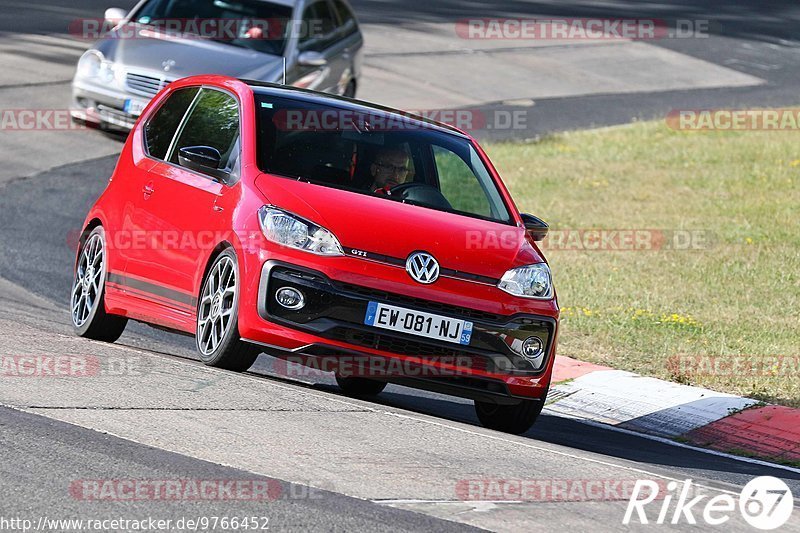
xmin=432 ymin=145 xmax=491 ymax=217
xmin=332 ymin=0 xmax=357 ymax=36
xmin=144 ymin=87 xmax=199 ymax=160
xmin=168 ymin=89 xmax=240 ymax=177
xmin=299 ymin=0 xmax=338 ymax=52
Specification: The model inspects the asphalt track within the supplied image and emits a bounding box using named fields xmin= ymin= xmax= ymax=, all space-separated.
xmin=1 ymin=0 xmax=800 ymax=531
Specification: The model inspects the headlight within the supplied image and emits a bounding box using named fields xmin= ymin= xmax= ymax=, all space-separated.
xmin=76 ymin=50 xmax=116 ymax=83
xmin=258 ymin=206 xmax=343 ymax=256
xmin=497 ymin=263 xmax=553 ymax=299
xmin=77 ymin=50 xmax=103 ymax=78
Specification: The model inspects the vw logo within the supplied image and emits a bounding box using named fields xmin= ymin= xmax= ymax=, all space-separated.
xmin=162 ymin=59 xmax=176 ymax=72
xmin=406 ymin=252 xmax=440 ymax=284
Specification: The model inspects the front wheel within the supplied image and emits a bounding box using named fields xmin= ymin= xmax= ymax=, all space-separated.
xmin=474 ymin=398 xmax=545 ymax=434
xmin=196 ymin=249 xmax=259 ymax=371
xmin=71 ymin=226 xmax=128 ymax=342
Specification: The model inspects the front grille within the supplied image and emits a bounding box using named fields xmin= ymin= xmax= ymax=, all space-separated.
xmin=333 ymin=281 xmax=505 ymax=323
xmin=326 ymin=327 xmax=494 ymax=372
xmin=265 ymin=264 xmax=552 ymax=374
xmin=126 ymin=72 xmax=171 ymax=97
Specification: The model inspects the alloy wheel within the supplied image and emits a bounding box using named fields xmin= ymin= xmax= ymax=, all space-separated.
xmin=197 ymin=256 xmax=237 ymax=355
xmin=71 ymin=233 xmax=104 ymax=327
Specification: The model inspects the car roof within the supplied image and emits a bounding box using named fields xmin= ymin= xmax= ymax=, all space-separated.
xmin=243 ymin=80 xmax=471 ymax=139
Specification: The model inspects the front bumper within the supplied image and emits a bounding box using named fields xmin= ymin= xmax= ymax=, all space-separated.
xmin=71 ymin=78 xmax=151 ymax=131
xmin=243 ymin=260 xmax=558 ymax=402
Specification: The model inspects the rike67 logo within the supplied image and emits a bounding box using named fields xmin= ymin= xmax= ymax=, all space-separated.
xmin=624 ymin=476 xmax=794 ymax=529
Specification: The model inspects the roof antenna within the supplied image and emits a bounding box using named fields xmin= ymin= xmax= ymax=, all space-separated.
xmin=282 ymin=57 xmax=286 ymax=85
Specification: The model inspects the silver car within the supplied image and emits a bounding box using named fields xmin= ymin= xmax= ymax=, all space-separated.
xmin=71 ymin=0 xmax=363 ymax=130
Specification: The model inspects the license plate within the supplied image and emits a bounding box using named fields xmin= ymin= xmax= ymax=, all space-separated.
xmin=364 ymin=302 xmax=473 ymax=345
xmin=123 ymin=98 xmax=147 ymax=116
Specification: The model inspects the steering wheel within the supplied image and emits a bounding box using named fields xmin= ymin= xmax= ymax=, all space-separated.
xmin=386 ymin=182 xmax=423 ymax=196
xmin=387 ymin=182 xmax=453 ymax=210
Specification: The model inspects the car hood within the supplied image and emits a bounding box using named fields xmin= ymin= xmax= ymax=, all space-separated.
xmin=95 ymin=24 xmax=284 ymax=80
xmin=254 ymin=174 xmax=545 ymax=280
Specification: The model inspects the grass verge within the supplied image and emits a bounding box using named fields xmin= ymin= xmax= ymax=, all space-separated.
xmin=485 ymin=120 xmax=799 ymax=407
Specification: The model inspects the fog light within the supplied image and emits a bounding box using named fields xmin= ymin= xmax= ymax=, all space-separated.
xmin=521 ymin=336 xmax=544 ymax=360
xmin=275 ymin=287 xmax=305 ymax=310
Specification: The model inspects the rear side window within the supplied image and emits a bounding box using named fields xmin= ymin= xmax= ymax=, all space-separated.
xmin=144 ymin=87 xmax=199 ymax=160
xmin=332 ymin=0 xmax=357 ymax=36
xmin=299 ymin=0 xmax=338 ymax=51
xmin=169 ymin=89 xmax=240 ymax=175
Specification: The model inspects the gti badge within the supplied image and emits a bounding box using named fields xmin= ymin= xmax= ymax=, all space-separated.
xmin=406 ymin=252 xmax=440 ymax=284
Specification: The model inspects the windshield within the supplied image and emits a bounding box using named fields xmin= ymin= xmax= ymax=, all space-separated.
xmin=255 ymin=94 xmax=513 ymax=224
xmin=131 ymin=0 xmax=293 ymax=56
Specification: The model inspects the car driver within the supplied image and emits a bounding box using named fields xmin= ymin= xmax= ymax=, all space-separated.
xmin=369 ymin=147 xmax=411 ymax=194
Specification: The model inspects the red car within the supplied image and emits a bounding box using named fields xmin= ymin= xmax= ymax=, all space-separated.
xmin=71 ymin=75 xmax=559 ymax=433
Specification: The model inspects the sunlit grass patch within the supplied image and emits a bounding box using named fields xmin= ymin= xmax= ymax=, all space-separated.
xmin=485 ymin=120 xmax=800 ymax=406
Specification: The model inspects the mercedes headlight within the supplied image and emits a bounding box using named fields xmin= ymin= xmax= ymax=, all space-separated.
xmin=497 ymin=263 xmax=553 ymax=299
xmin=258 ymin=206 xmax=343 ymax=256
xmin=77 ymin=50 xmax=116 ymax=84
xmin=77 ymin=50 xmax=103 ymax=78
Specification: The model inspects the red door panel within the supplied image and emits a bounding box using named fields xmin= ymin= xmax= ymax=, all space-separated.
xmin=136 ymin=161 xmax=226 ymax=309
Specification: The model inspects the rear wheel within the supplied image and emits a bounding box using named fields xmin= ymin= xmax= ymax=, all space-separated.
xmin=71 ymin=226 xmax=128 ymax=342
xmin=196 ymin=249 xmax=259 ymax=371
xmin=335 ymin=375 xmax=387 ymax=397
xmin=474 ymin=398 xmax=544 ymax=434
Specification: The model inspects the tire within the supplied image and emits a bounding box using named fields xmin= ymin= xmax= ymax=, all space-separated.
xmin=71 ymin=226 xmax=128 ymax=342
xmin=343 ymin=80 xmax=356 ymax=98
xmin=335 ymin=375 xmax=387 ymax=397
xmin=196 ymin=248 xmax=259 ymax=372
xmin=474 ymin=398 xmax=545 ymax=434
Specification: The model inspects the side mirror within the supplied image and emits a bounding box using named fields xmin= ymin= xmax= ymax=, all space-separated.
xmin=104 ymin=7 xmax=128 ymax=26
xmin=297 ymin=51 xmax=327 ymax=67
xmin=520 ymin=213 xmax=549 ymax=242
xmin=178 ymin=146 xmax=226 ymax=180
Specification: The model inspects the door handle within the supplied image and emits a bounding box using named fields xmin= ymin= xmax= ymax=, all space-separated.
xmin=143 ymin=183 xmax=155 ymax=195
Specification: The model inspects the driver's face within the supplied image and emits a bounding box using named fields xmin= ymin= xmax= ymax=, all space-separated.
xmin=371 ymin=151 xmax=410 ymax=189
